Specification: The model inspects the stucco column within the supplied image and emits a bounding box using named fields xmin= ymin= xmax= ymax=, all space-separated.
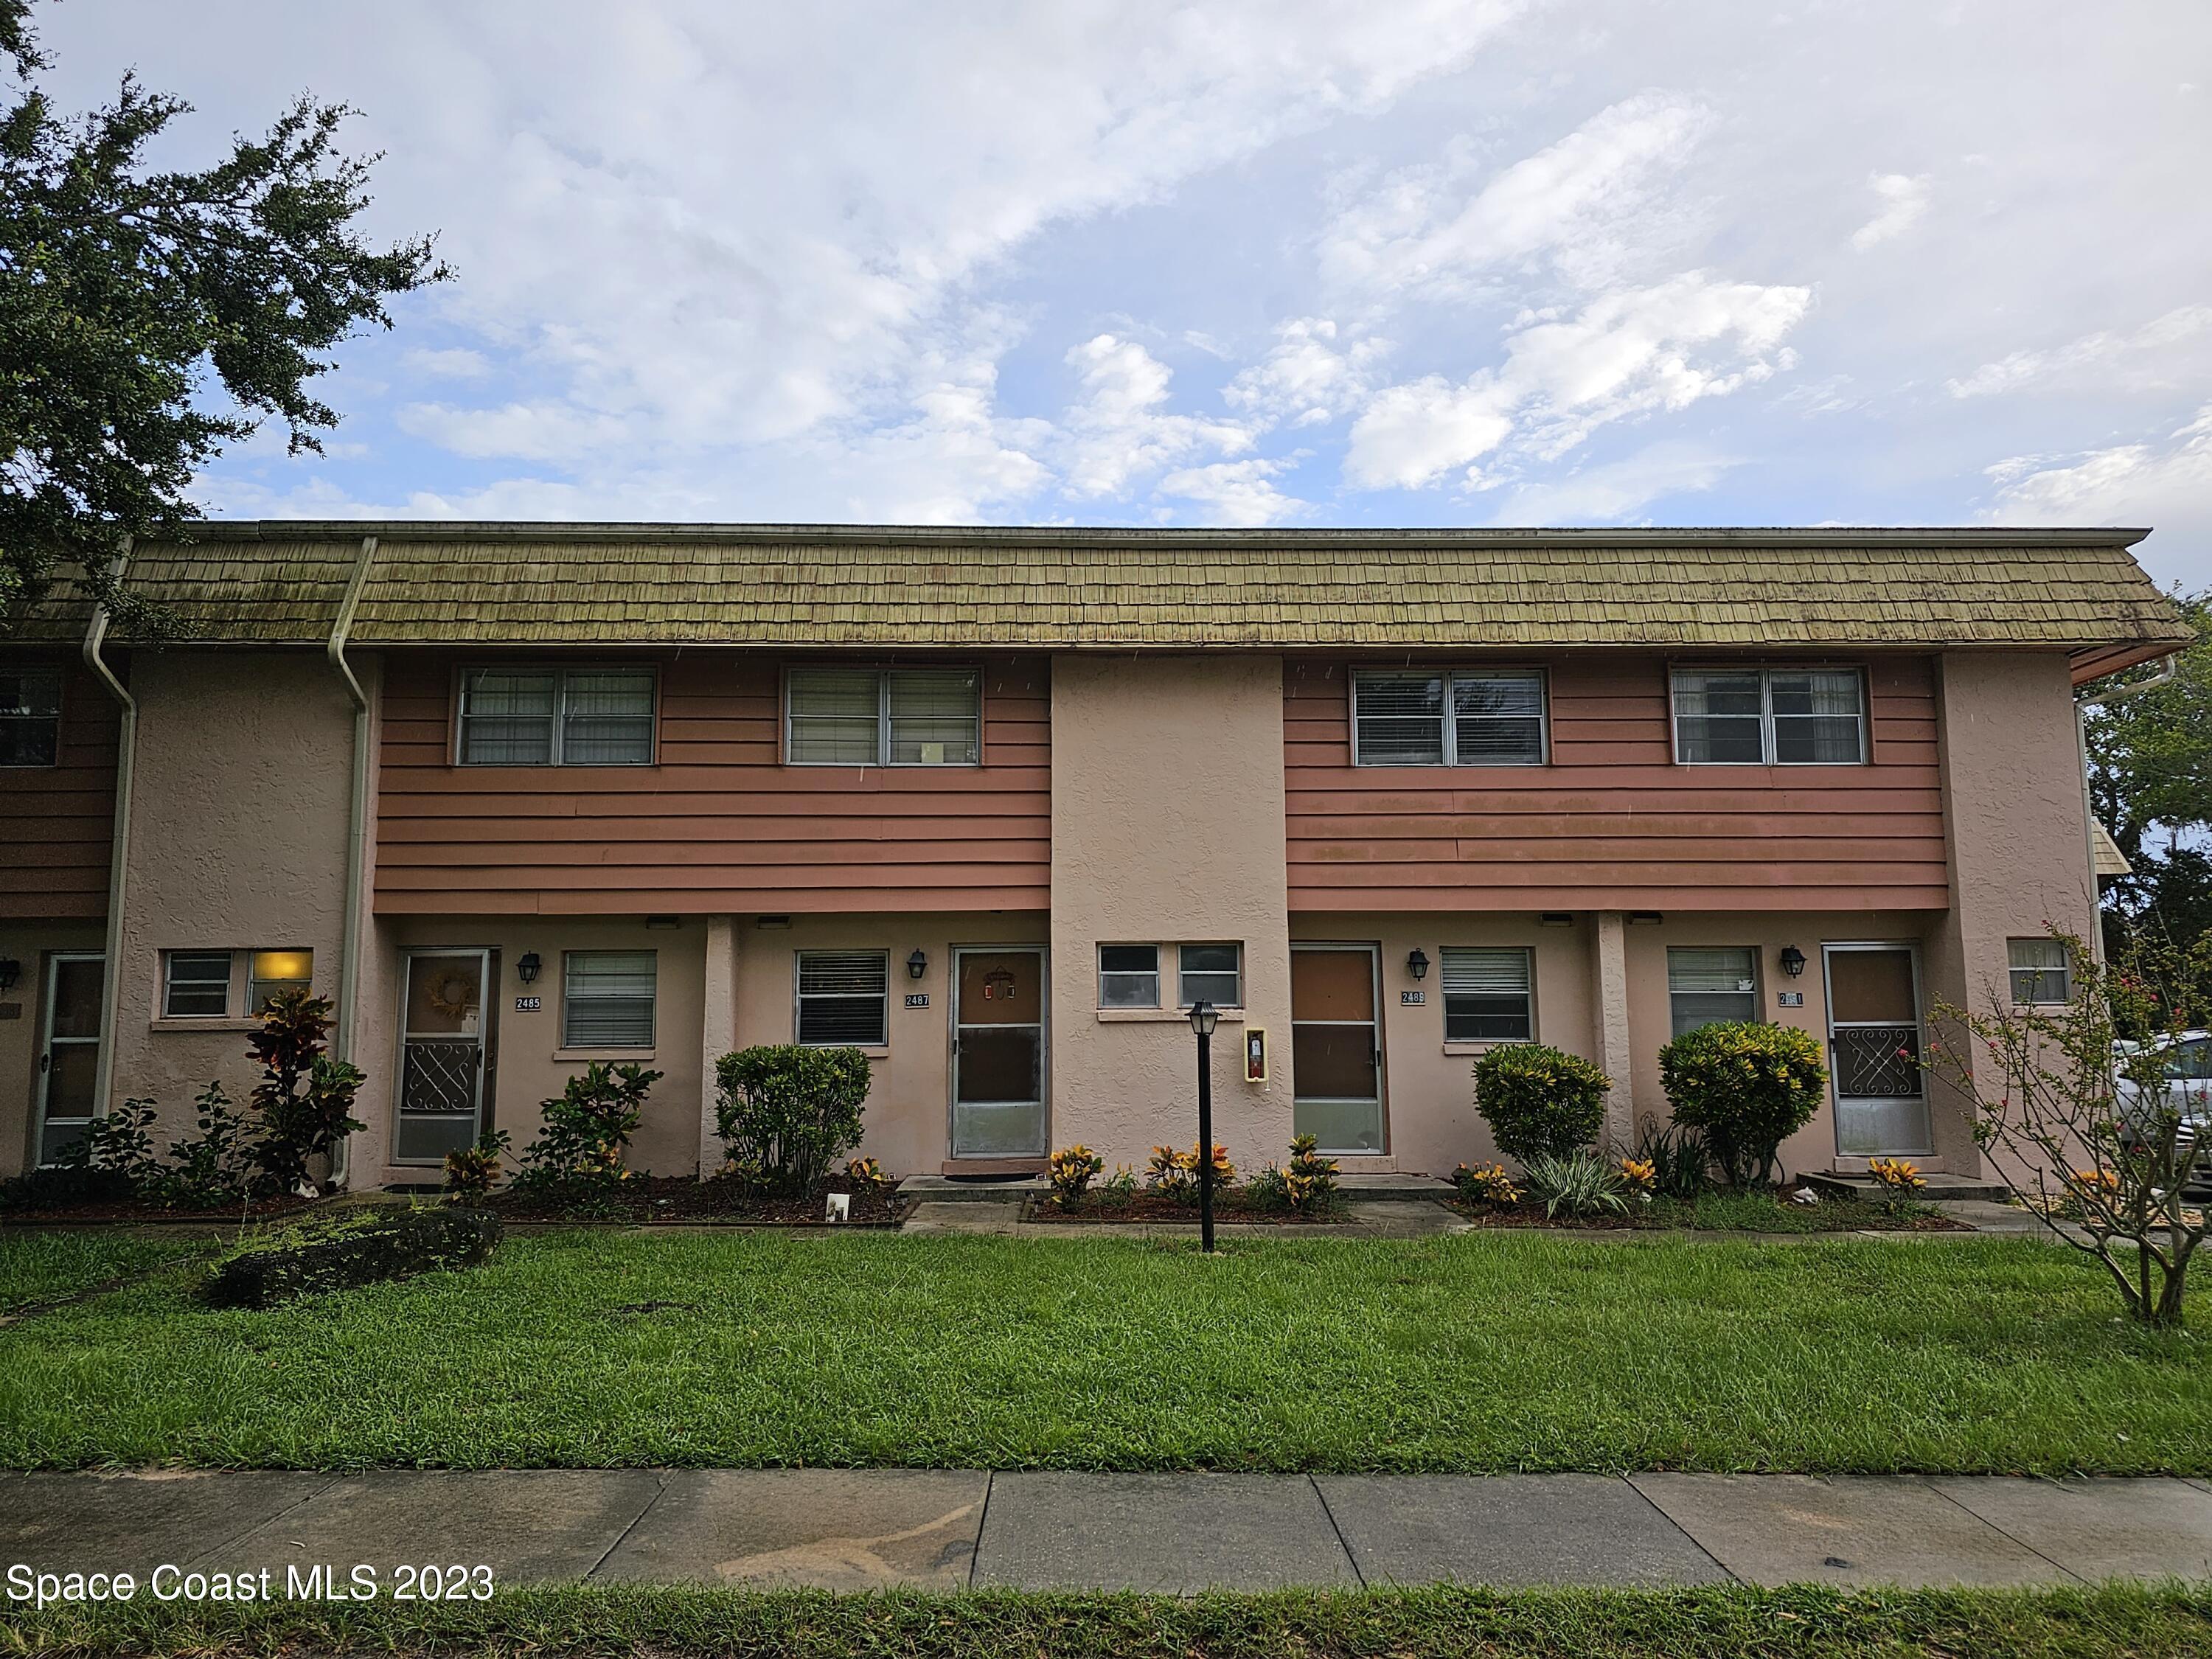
xmin=700 ymin=914 xmax=739 ymax=1174
xmin=1590 ymin=911 xmax=1634 ymax=1151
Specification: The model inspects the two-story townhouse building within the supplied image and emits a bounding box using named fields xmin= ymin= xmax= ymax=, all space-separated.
xmin=0 ymin=524 xmax=2188 ymax=1188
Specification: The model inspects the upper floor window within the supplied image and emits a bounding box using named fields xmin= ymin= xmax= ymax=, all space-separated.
xmin=563 ymin=950 xmax=657 ymax=1048
xmin=787 ymin=667 xmax=980 ymax=766
xmin=458 ymin=667 xmax=655 ymax=766
xmin=0 ymin=669 xmax=60 ymax=768
xmin=2008 ymin=938 xmax=2071 ymax=1005
xmin=1672 ymin=667 xmax=1865 ymax=765
xmin=1441 ymin=947 xmax=1534 ymax=1041
xmin=1352 ymin=669 xmax=1545 ymax=766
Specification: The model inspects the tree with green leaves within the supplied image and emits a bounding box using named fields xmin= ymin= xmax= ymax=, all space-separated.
xmin=0 ymin=0 xmax=447 ymax=630
xmin=2087 ymin=589 xmax=2212 ymax=955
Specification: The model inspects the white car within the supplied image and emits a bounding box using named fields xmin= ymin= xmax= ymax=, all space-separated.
xmin=2116 ymin=1030 xmax=2212 ymax=1161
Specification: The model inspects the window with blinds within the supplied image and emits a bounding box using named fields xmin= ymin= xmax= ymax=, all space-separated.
xmin=1672 ymin=667 xmax=1864 ymax=765
xmin=2008 ymin=938 xmax=2071 ymax=1005
xmin=0 ymin=669 xmax=60 ymax=768
xmin=563 ymin=951 xmax=658 ymax=1047
xmin=1352 ymin=669 xmax=1545 ymax=765
xmin=1666 ymin=947 xmax=1759 ymax=1037
xmin=787 ymin=668 xmax=980 ymax=766
xmin=1441 ymin=947 xmax=1534 ymax=1040
xmin=458 ymin=667 xmax=655 ymax=765
xmin=796 ymin=950 xmax=889 ymax=1046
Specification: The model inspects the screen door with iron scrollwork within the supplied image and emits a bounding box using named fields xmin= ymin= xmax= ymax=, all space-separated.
xmin=397 ymin=949 xmax=490 ymax=1164
xmin=1823 ymin=943 xmax=1932 ymax=1157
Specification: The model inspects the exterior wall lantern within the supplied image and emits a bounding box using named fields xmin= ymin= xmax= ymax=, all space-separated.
xmin=907 ymin=949 xmax=928 ymax=981
xmin=1189 ymin=998 xmax=1221 ymax=1253
xmin=516 ymin=952 xmax=543 ymax=985
xmin=0 ymin=959 xmax=18 ymax=994
xmin=1406 ymin=947 xmax=1430 ymax=982
xmin=1778 ymin=945 xmax=1806 ymax=978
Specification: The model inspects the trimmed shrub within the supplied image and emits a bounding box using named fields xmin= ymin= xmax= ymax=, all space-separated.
xmin=714 ymin=1046 xmax=871 ymax=1197
xmin=1659 ymin=1020 xmax=1827 ymax=1188
xmin=1472 ymin=1043 xmax=1612 ymax=1164
xmin=203 ymin=1207 xmax=500 ymax=1309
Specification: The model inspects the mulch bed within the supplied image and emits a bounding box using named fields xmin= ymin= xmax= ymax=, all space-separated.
xmin=1025 ymin=1190 xmax=1346 ymax=1225
xmin=1449 ymin=1194 xmax=1973 ymax=1232
xmin=474 ymin=1175 xmax=915 ymax=1226
xmin=0 ymin=1194 xmax=320 ymax=1227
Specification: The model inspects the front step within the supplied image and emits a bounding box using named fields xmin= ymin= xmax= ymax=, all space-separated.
xmin=897 ymin=1174 xmax=1044 ymax=1203
xmin=1800 ymin=1170 xmax=2013 ymax=1204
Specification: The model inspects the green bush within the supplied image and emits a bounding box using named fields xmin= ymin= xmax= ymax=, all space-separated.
xmin=514 ymin=1062 xmax=661 ymax=1192
xmin=1248 ymin=1133 xmax=1340 ymax=1214
xmin=1523 ymin=1149 xmax=1630 ymax=1219
xmin=246 ymin=990 xmax=366 ymax=1197
xmin=714 ymin=1045 xmax=872 ymax=1197
xmin=1659 ymin=1020 xmax=1827 ymax=1188
xmin=1472 ymin=1043 xmax=1612 ymax=1164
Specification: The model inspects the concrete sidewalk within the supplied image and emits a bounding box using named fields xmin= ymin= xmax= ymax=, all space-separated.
xmin=4 ymin=1470 xmax=2208 ymax=1593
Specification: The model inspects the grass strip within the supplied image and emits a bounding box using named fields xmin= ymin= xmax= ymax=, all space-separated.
xmin=0 ymin=1232 xmax=210 ymax=1315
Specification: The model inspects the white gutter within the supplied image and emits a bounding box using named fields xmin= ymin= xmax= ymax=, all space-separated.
xmin=82 ymin=540 xmax=136 ymax=1127
xmin=324 ymin=535 xmax=379 ymax=1189
xmin=2076 ymin=653 xmax=2182 ymax=962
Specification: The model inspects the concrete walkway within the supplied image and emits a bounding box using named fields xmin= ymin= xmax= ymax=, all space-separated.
xmin=5 ymin=1470 xmax=2208 ymax=1593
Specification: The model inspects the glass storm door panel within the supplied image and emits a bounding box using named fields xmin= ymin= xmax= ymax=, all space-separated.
xmin=1292 ymin=945 xmax=1385 ymax=1153
xmin=397 ymin=950 xmax=489 ymax=1164
xmin=1825 ymin=944 xmax=1932 ymax=1156
xmin=952 ymin=949 xmax=1047 ymax=1156
xmin=35 ymin=953 xmax=105 ymax=1166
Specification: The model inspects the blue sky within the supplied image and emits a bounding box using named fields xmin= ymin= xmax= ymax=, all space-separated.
xmin=41 ymin=0 xmax=2212 ymax=588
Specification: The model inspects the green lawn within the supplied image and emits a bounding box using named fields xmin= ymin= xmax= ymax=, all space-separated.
xmin=0 ymin=1230 xmax=209 ymax=1314
xmin=9 ymin=1584 xmax=2211 ymax=1659
xmin=0 ymin=1230 xmax=2204 ymax=1474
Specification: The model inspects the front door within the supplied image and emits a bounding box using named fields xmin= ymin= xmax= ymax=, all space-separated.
xmin=1292 ymin=945 xmax=1385 ymax=1153
xmin=397 ymin=949 xmax=490 ymax=1164
xmin=1824 ymin=943 xmax=1933 ymax=1156
xmin=34 ymin=953 xmax=103 ymax=1166
xmin=950 ymin=947 xmax=1046 ymax=1157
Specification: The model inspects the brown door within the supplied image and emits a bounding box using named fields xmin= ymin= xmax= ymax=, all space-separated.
xmin=1292 ymin=945 xmax=1384 ymax=1152
xmin=951 ymin=948 xmax=1046 ymax=1156
xmin=35 ymin=953 xmax=103 ymax=1166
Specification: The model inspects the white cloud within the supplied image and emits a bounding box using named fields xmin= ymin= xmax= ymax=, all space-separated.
xmin=1983 ymin=404 xmax=2212 ymax=531
xmin=1157 ymin=458 xmax=1306 ymax=525
xmin=1474 ymin=440 xmax=1738 ymax=523
xmin=398 ymin=347 xmax=493 ymax=380
xmin=1321 ymin=91 xmax=1713 ymax=292
xmin=1850 ymin=172 xmax=1932 ymax=251
xmin=1346 ymin=273 xmax=1811 ymax=487
xmin=1222 ymin=317 xmax=1388 ymax=427
xmin=1057 ymin=334 xmax=1252 ymax=498
xmin=394 ymin=401 xmax=635 ymax=462
xmin=1947 ymin=305 xmax=2212 ymax=398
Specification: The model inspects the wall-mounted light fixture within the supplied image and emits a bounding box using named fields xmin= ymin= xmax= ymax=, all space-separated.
xmin=1406 ymin=947 xmax=1430 ymax=982
xmin=0 ymin=958 xmax=18 ymax=995
xmin=1778 ymin=945 xmax=1807 ymax=978
xmin=1628 ymin=911 xmax=1664 ymax=925
xmin=1539 ymin=913 xmax=1574 ymax=928
xmin=907 ymin=948 xmax=928 ymax=981
xmin=516 ymin=952 xmax=543 ymax=985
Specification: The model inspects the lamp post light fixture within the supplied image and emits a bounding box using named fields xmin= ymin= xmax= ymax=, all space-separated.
xmin=1189 ymin=998 xmax=1221 ymax=1253
xmin=907 ymin=948 xmax=928 ymax=981
xmin=1778 ymin=945 xmax=1806 ymax=978
xmin=1406 ymin=947 xmax=1430 ymax=983
xmin=516 ymin=952 xmax=543 ymax=985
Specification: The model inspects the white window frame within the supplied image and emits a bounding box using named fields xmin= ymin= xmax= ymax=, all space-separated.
xmin=1351 ymin=667 xmax=1548 ymax=768
xmin=794 ymin=949 xmax=891 ymax=1047
xmin=162 ymin=950 xmax=236 ymax=1019
xmin=1666 ymin=945 xmax=1762 ymax=1037
xmin=2008 ymin=938 xmax=2073 ymax=1006
xmin=0 ymin=667 xmax=62 ymax=769
xmin=455 ymin=664 xmax=658 ymax=768
xmin=562 ymin=950 xmax=658 ymax=1048
xmin=1440 ymin=946 xmax=1535 ymax=1042
xmin=1097 ymin=944 xmax=1161 ymax=1009
xmin=1177 ymin=942 xmax=1243 ymax=1009
xmin=784 ymin=666 xmax=983 ymax=768
xmin=159 ymin=947 xmax=314 ymax=1020
xmin=1669 ymin=665 xmax=1868 ymax=767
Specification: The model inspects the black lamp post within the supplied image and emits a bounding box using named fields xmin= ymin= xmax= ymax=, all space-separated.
xmin=1189 ymin=998 xmax=1220 ymax=1253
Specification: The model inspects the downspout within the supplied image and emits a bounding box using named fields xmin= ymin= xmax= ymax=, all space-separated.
xmin=325 ymin=535 xmax=379 ymax=1188
xmin=2075 ymin=653 xmax=2180 ymax=964
xmin=83 ymin=540 xmax=136 ymax=1128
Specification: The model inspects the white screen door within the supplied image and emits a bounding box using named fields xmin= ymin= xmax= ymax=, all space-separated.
xmin=397 ymin=950 xmax=490 ymax=1164
xmin=950 ymin=947 xmax=1047 ymax=1156
xmin=1824 ymin=943 xmax=1933 ymax=1156
xmin=35 ymin=953 xmax=105 ymax=1166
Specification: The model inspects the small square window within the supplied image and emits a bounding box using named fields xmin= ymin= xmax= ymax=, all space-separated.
xmin=1178 ymin=942 xmax=1242 ymax=1009
xmin=1667 ymin=947 xmax=1759 ymax=1037
xmin=796 ymin=950 xmax=888 ymax=1046
xmin=564 ymin=951 xmax=657 ymax=1047
xmin=2008 ymin=938 xmax=2071 ymax=1005
xmin=0 ymin=670 xmax=61 ymax=768
xmin=247 ymin=949 xmax=314 ymax=1012
xmin=164 ymin=952 xmax=234 ymax=1018
xmin=1098 ymin=945 xmax=1160 ymax=1009
xmin=1441 ymin=947 xmax=1534 ymax=1040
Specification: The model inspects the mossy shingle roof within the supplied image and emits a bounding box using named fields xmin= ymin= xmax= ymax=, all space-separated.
xmin=4 ymin=523 xmax=2190 ymax=670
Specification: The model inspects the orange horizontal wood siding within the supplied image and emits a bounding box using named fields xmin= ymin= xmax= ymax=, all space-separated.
xmin=374 ymin=652 xmax=1051 ymax=914
xmin=0 ymin=655 xmax=119 ymax=921
xmin=1284 ymin=654 xmax=1952 ymax=912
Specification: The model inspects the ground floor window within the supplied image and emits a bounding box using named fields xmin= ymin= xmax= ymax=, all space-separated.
xmin=796 ymin=950 xmax=888 ymax=1046
xmin=2008 ymin=937 xmax=2070 ymax=1004
xmin=1098 ymin=945 xmax=1160 ymax=1008
xmin=1441 ymin=946 xmax=1533 ymax=1040
xmin=563 ymin=950 xmax=657 ymax=1047
xmin=1667 ymin=947 xmax=1759 ymax=1037
xmin=1178 ymin=942 xmax=1242 ymax=1009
